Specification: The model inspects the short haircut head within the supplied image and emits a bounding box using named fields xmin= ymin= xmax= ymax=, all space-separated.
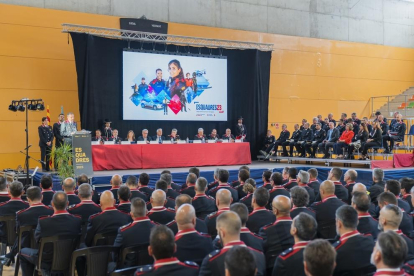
xmin=253 ymin=187 xmax=269 ymax=207
xmin=217 ymin=189 xmax=232 ymax=205
xmin=238 ymin=169 xmax=250 ymax=182
xmin=78 ymin=183 xmax=92 ymax=199
xmin=63 ymin=177 xmax=75 ymax=190
xmin=160 ymin=170 xmax=171 ymax=175
xmin=378 ymin=192 xmax=397 ymax=206
xmin=262 ymin=170 xmax=272 ymax=182
xmin=373 ymin=168 xmax=384 ymax=181
xmin=155 ymin=180 xmax=168 ymax=192
xmin=186 ymin=173 xmax=197 ymax=185
xmin=225 ymin=246 xmax=257 ymax=276
xmin=189 ymin=167 xmax=200 ymax=178
xmin=288 ymin=167 xmax=298 ymax=179
xmin=216 ymin=211 xmax=241 ymax=236
xmin=239 ymin=165 xmax=250 ymax=173
xmin=0 ymin=177 xmax=7 ymax=191
xmin=218 ymin=169 xmax=230 ymax=183
xmin=230 ymin=203 xmax=249 ymax=226
xmin=381 ymin=204 xmax=402 ymax=228
xmin=304 ymin=239 xmax=337 ymax=276
xmin=336 ymin=205 xmax=358 ymax=229
xmin=9 ymin=181 xmax=23 ymax=197
xmin=377 ymin=231 xmax=407 ymax=268
xmin=386 ymin=180 xmax=401 ymax=196
xmin=26 ymin=186 xmax=42 ymax=201
xmin=330 ymin=168 xmax=343 ymax=180
xmin=40 ymin=174 xmax=53 ymax=189
xmin=298 ymin=170 xmax=310 ymax=184
xmin=118 ymin=185 xmax=131 ymax=201
xmin=175 ymin=194 xmax=192 ymax=208
xmin=195 ymin=177 xmax=208 ymax=192
xmin=271 ymin=172 xmax=284 ymax=186
xmin=308 ymin=168 xmax=318 ymax=179
xmin=345 ymin=169 xmax=358 ymax=181
xmin=160 ymin=173 xmax=172 ymax=186
xmin=149 ymin=225 xmax=175 ymax=259
xmin=401 ymin=178 xmax=414 ymax=194
xmin=131 ymin=197 xmax=147 ymax=217
xmin=77 ymin=174 xmax=89 ymax=185
xmin=352 ymin=192 xmax=370 ymax=212
xmin=294 ymin=213 xmax=317 ymax=241
xmin=290 ymin=186 xmax=309 ymax=207
xmin=139 ymin=173 xmax=150 ymax=186
xmin=52 ymin=191 xmax=68 ymax=210
xmin=126 ymin=175 xmax=138 ymax=187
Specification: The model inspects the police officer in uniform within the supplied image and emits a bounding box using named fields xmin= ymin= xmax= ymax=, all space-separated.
xmin=290 ymin=187 xmax=316 ymax=219
xmin=261 ymin=125 xmax=290 ymax=159
xmin=19 ymin=192 xmax=82 ymax=276
xmin=147 ymin=190 xmax=175 ymax=225
xmin=204 ymin=189 xmax=232 ymax=238
xmin=305 ymin=123 xmax=325 ymax=158
xmin=38 ymin=117 xmax=54 ymax=171
xmin=199 ymin=211 xmax=266 ymax=276
xmin=125 ymin=175 xmax=148 ymax=202
xmin=267 ymin=173 xmax=290 ymax=210
xmin=192 ymin=177 xmax=217 ymax=219
xmin=116 ymin=186 xmax=132 ymax=213
xmin=207 ymin=170 xmax=238 ymax=202
xmin=383 ymin=114 xmax=406 ymax=153
xmin=134 ymin=225 xmax=199 ymax=276
xmin=295 ymin=122 xmax=313 ymax=158
xmin=261 ymin=130 xmax=275 ymax=153
xmin=102 ymin=119 xmax=112 ymax=140
xmin=167 ymin=128 xmax=180 ymax=142
xmin=84 ymin=191 xmax=131 ymax=247
xmin=52 ymin=114 xmax=64 ymax=169
xmin=282 ymin=124 xmax=301 ymax=157
xmin=68 ymin=184 xmax=101 ymax=224
xmin=273 ymin=213 xmax=317 ymax=276
xmin=352 ymin=192 xmax=379 ymax=239
xmin=235 ymin=117 xmax=247 ymax=140
xmin=40 ymin=175 xmax=55 ymax=206
xmin=247 ymin=187 xmax=276 ymax=234
xmin=109 ymin=129 xmax=123 ymax=144
xmin=138 ymin=173 xmax=154 ymax=198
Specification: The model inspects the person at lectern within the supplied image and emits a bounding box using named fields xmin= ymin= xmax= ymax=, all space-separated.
xmin=92 ymin=130 xmax=104 ymax=144
xmin=166 ymin=59 xmax=186 ymax=99
xmin=235 ymin=116 xmax=247 ymax=140
xmin=153 ymin=128 xmax=166 ymax=143
xmin=222 ymin=128 xmax=235 ymax=141
xmin=126 ymin=130 xmax=136 ymax=142
xmin=102 ymin=119 xmax=112 ymax=140
xmin=194 ymin=128 xmax=206 ymax=141
xmin=137 ymin=129 xmax=152 ymax=143
xmin=110 ymin=129 xmax=123 ymax=144
xmin=60 ymin=112 xmax=78 ymax=144
xmin=168 ymin=128 xmax=180 ymax=141
xmin=38 ymin=117 xmax=54 ymax=172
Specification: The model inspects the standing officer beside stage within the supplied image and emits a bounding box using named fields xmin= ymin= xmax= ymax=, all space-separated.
xmin=60 ymin=112 xmax=78 ymax=145
xmin=52 ymin=113 xmax=64 ymax=169
xmin=235 ymin=117 xmax=247 ymax=140
xmin=38 ymin=117 xmax=54 ymax=172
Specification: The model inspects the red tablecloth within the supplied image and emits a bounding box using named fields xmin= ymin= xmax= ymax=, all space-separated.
xmin=394 ymin=153 xmax=414 ymax=168
xmin=91 ymin=143 xmax=252 ymax=171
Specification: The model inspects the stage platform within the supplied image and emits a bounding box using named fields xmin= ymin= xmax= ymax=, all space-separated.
xmin=31 ymin=161 xmax=414 ymax=193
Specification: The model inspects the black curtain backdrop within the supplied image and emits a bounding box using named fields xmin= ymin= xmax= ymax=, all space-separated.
xmin=70 ymin=33 xmax=271 ymax=160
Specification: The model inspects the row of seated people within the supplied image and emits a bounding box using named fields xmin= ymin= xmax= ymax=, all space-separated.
xmin=261 ymin=112 xmax=407 ymax=160
xmin=0 ymin=166 xmax=413 ymax=275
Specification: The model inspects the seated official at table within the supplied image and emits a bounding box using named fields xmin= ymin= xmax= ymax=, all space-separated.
xmin=333 ymin=123 xmax=354 ymax=159
xmin=360 ymin=122 xmax=382 ymax=160
xmin=137 ymin=129 xmax=152 ymax=143
xmin=194 ymin=128 xmax=206 ymax=140
xmin=347 ymin=123 xmax=368 ymax=159
xmin=208 ymin=129 xmax=219 ymax=140
xmin=168 ymin=128 xmax=180 ymax=141
xmin=153 ymin=128 xmax=166 ymax=143
xmin=222 ymin=128 xmax=235 ymax=141
xmin=126 ymin=130 xmax=135 ymax=142
xmin=92 ymin=129 xmax=104 ymax=144
xmin=109 ymin=129 xmax=122 ymax=144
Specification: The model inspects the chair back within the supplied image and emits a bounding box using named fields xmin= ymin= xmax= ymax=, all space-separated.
xmin=119 ymin=243 xmax=152 ymax=268
xmin=409 ymin=125 xmax=414 ymax=135
xmin=93 ymin=231 xmax=118 ymax=246
xmin=110 ymin=266 xmax=139 ymax=276
xmin=37 ymin=235 xmax=80 ymax=273
xmin=18 ymin=225 xmax=36 ymax=251
xmin=70 ymin=246 xmax=119 ymax=276
xmin=0 ymin=215 xmax=17 ymax=246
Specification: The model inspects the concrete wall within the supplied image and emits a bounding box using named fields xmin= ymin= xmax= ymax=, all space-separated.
xmin=1 ymin=0 xmax=414 ymax=48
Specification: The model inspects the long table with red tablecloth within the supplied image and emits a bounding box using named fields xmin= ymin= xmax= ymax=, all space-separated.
xmin=91 ymin=142 xmax=252 ymax=171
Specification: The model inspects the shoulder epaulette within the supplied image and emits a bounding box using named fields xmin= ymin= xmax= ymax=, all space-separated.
xmin=207 ymin=211 xmax=218 ymax=219
xmin=16 ymin=207 xmax=29 ymax=215
xmin=89 ymin=212 xmax=102 ymax=220
xmin=279 ymin=247 xmax=294 ymax=260
xmin=71 ymin=214 xmax=82 ymax=219
xmin=262 ymin=222 xmax=274 ymax=230
xmin=120 ymin=222 xmax=133 ymax=232
xmin=166 ymin=208 xmax=175 ymax=213
xmin=182 ymin=261 xmax=199 ymax=268
xmin=135 ymin=264 xmax=154 ymax=275
xmin=39 ymin=215 xmax=50 ymax=220
xmin=68 ymin=204 xmax=76 ymax=210
xmin=198 ymin=232 xmax=211 ymax=238
xmin=207 ymin=249 xmax=221 ymax=260
xmin=251 ymin=232 xmax=263 ymax=239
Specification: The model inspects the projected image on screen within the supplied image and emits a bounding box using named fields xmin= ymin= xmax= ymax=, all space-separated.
xmin=123 ymin=51 xmax=227 ymax=121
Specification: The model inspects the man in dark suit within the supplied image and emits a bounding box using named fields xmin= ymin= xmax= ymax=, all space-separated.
xmin=52 ymin=113 xmax=65 ymax=168
xmin=318 ymin=122 xmax=340 ymax=158
xmin=247 ymin=187 xmax=276 ymax=234
xmin=62 ymin=177 xmax=81 ymax=206
xmin=109 ymin=129 xmax=123 ymax=144
xmin=333 ymin=206 xmax=375 ymax=275
xmin=116 ymin=185 xmax=131 ymax=213
xmin=327 ymin=167 xmax=348 ymax=202
xmin=174 ymin=204 xmax=213 ymax=265
xmin=38 ymin=117 xmax=54 ymax=171
xmin=208 ymin=169 xmax=238 ymax=202
xmin=19 ymin=192 xmax=81 ymax=276
xmin=133 ymin=225 xmax=199 ymax=276
xmin=295 ymin=123 xmax=313 ymax=158
xmin=137 ymin=129 xmax=153 ymax=143
xmin=1 ymin=186 xmax=53 ymax=266
xmin=0 ymin=177 xmax=10 ymax=203
xmin=204 ymin=189 xmax=232 ymax=238
xmin=351 ymin=192 xmax=379 ymax=239
xmin=273 ymin=213 xmax=317 ymax=276
xmin=259 ymin=195 xmax=294 ymax=275
xmin=84 ymin=191 xmax=131 ymax=247
xmin=306 ymin=123 xmax=326 ymax=158
xmin=125 ymin=175 xmax=148 ymax=202
xmin=221 ymin=128 xmax=235 ymax=141
xmin=68 ymin=183 xmax=101 ymax=223
xmin=192 ymin=177 xmax=216 ymax=219
xmin=199 ymin=211 xmax=266 ymax=276
xmin=310 ymin=180 xmax=346 ymax=239
xmin=147 ymin=190 xmax=175 ymax=225
xmin=368 ymin=168 xmax=386 ymax=205
xmin=290 ymin=187 xmax=315 ymax=219
xmin=378 ymin=192 xmax=413 ymax=237
xmin=152 ymin=128 xmax=166 ymax=143
xmin=40 ymin=174 xmax=55 ymax=206
xmin=385 ymin=180 xmax=411 ymax=212
xmin=180 ymin=173 xmax=197 ymax=198
xmin=282 ymin=124 xmax=301 ymax=157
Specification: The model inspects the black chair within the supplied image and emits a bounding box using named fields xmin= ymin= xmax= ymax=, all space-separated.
xmin=0 ymin=215 xmax=17 ymax=276
xmin=110 ymin=266 xmax=139 ymax=276
xmin=36 ymin=235 xmax=80 ymax=276
xmin=80 ymin=222 xmax=87 ymax=244
xmin=70 ymin=246 xmax=119 ymax=276
xmin=14 ymin=224 xmax=36 ymax=276
xmin=118 ymin=243 xmax=152 ymax=268
xmin=93 ymin=231 xmax=118 ymax=246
